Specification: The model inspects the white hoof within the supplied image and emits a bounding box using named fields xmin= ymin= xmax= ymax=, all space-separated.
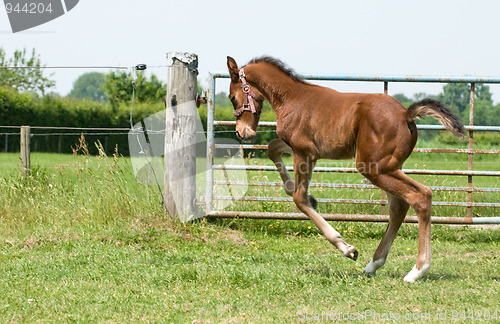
xmin=404 ymin=264 xmax=430 ymax=283
xmin=363 ymin=258 xmax=385 ymax=275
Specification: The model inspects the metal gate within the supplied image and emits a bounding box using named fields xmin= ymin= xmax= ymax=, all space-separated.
xmin=204 ymin=73 xmax=500 ymax=225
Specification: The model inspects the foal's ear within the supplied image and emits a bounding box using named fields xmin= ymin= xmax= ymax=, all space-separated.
xmin=227 ymin=56 xmax=239 ymax=83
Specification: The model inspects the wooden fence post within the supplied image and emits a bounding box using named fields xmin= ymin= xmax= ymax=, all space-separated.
xmin=164 ymin=52 xmax=198 ymax=220
xmin=20 ymin=126 xmax=30 ymax=174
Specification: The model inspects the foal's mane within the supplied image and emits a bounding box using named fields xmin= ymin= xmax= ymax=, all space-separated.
xmin=246 ymin=56 xmax=308 ymax=84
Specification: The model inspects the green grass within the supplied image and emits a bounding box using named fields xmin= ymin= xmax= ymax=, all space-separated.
xmin=0 ymin=150 xmax=499 ymax=322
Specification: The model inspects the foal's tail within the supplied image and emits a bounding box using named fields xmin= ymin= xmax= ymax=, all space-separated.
xmin=407 ymin=98 xmax=466 ymax=138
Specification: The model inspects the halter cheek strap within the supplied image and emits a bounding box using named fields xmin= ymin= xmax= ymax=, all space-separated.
xmin=233 ymin=68 xmax=261 ymax=117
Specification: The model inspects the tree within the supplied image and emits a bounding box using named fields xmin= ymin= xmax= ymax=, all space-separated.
xmin=462 ymin=98 xmax=500 ymax=126
xmin=68 ymin=72 xmax=107 ymax=101
xmin=438 ymin=83 xmax=469 ymax=114
xmin=392 ymin=93 xmax=410 ymax=103
xmin=0 ymin=47 xmax=55 ymax=95
xmin=392 ymin=93 xmax=413 ymax=108
xmin=475 ymin=83 xmax=493 ymax=102
xmin=486 ymin=104 xmax=500 ymax=126
xmin=102 ymin=70 xmax=165 ymax=109
xmin=438 ymin=83 xmax=492 ymax=116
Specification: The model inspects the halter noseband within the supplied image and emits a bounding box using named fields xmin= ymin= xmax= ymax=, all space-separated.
xmin=233 ymin=68 xmax=261 ymax=117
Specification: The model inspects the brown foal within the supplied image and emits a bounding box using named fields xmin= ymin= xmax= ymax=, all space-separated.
xmin=226 ymin=56 xmax=465 ymax=282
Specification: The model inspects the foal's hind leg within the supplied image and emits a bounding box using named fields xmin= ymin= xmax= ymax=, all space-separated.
xmin=362 ymin=169 xmax=432 ymax=282
xmin=293 ymin=153 xmax=357 ymax=260
xmin=364 ymin=194 xmax=409 ymax=275
xmin=267 ymin=139 xmax=317 ymax=209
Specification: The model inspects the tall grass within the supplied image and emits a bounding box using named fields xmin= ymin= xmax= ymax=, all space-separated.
xmin=0 ymin=137 xmax=164 ymax=240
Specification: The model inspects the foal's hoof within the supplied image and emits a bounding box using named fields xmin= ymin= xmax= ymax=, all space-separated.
xmin=344 ymin=246 xmax=358 ymax=261
xmin=308 ymin=195 xmax=318 ymax=210
xmin=363 ymin=270 xmax=376 ymax=277
xmin=404 ymin=264 xmax=430 ymax=283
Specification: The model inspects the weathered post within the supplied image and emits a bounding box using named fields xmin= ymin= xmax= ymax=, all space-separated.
xmin=20 ymin=126 xmax=30 ymax=174
xmin=164 ymin=52 xmax=198 ymax=220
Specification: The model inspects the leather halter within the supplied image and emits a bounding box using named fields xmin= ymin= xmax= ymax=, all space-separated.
xmin=233 ymin=68 xmax=261 ymax=117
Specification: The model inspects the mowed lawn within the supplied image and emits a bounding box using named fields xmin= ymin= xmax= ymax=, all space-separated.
xmin=0 ymin=152 xmax=499 ymax=323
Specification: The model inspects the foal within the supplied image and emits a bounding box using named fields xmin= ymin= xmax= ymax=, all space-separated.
xmin=226 ymin=56 xmax=465 ymax=282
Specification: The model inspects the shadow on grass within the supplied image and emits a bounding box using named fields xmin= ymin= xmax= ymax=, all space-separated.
xmin=419 ymin=272 xmax=500 ymax=282
xmin=383 ymin=270 xmax=461 ymax=282
xmin=303 ymin=264 xmax=368 ymax=281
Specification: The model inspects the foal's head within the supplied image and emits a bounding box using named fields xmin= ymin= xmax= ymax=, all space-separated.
xmin=227 ymin=56 xmax=264 ymax=141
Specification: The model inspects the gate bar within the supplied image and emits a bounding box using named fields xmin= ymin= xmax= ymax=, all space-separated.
xmin=214 ymin=143 xmax=500 ymax=155
xmin=213 ymin=164 xmax=500 ymax=177
xmin=206 ymin=211 xmax=500 ymax=225
xmin=214 ymin=180 xmax=500 ymax=193
xmin=211 ymin=72 xmax=500 ymax=84
xmin=214 ymin=120 xmax=500 ymax=132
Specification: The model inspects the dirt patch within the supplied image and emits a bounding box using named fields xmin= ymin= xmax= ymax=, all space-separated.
xmin=23 ymin=237 xmax=42 ymax=248
xmin=214 ymin=229 xmax=248 ymax=244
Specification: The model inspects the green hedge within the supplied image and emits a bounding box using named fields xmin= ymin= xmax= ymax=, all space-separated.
xmin=0 ymin=86 xmax=164 ymax=155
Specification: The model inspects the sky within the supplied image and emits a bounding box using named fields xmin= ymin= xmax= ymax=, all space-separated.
xmin=2 ymin=0 xmax=500 ymax=102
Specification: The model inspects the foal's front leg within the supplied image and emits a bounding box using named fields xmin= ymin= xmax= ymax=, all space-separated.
xmin=267 ymin=139 xmax=317 ymax=209
xmin=292 ymin=153 xmax=358 ymax=260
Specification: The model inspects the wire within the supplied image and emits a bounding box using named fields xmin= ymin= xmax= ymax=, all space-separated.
xmin=130 ymin=79 xmax=137 ymax=129
xmin=129 ymin=63 xmax=146 ymax=129
xmin=0 ymin=126 xmax=130 ymax=131
xmin=0 ymin=66 xmax=130 ymax=69
xmin=30 ymin=132 xmax=129 ymax=136
xmin=213 ymin=130 xmax=277 ymax=134
xmin=0 ymin=64 xmax=168 ymax=70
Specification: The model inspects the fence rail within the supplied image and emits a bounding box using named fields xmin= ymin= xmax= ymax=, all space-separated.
xmin=205 ymin=72 xmax=500 ymax=225
xmin=0 ymin=125 xmax=131 ymax=155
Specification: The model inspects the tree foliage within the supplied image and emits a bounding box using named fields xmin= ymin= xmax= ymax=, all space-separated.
xmin=438 ymin=83 xmax=470 ymax=114
xmin=392 ymin=93 xmax=411 ymax=104
xmin=0 ymin=47 xmax=55 ymax=95
xmin=102 ymin=71 xmax=165 ymax=110
xmin=68 ymin=72 xmax=107 ymax=101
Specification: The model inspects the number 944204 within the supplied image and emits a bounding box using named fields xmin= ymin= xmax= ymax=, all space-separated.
xmin=5 ymin=2 xmax=54 ymax=14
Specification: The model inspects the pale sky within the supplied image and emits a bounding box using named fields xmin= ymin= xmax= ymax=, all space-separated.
xmin=2 ymin=0 xmax=500 ymax=102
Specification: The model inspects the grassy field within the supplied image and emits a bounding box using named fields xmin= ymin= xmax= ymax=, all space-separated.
xmin=0 ymin=147 xmax=499 ymax=323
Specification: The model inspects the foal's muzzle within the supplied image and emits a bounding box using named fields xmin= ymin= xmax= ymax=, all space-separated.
xmin=235 ymin=127 xmax=256 ymax=141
